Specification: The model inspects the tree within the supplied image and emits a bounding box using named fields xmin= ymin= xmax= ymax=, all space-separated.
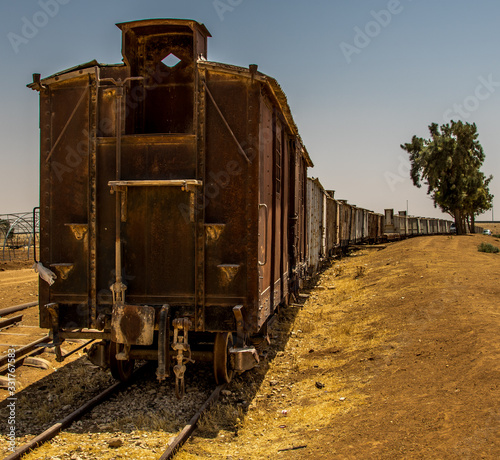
xmin=465 ymin=171 xmax=493 ymax=232
xmin=401 ymin=121 xmax=493 ymax=235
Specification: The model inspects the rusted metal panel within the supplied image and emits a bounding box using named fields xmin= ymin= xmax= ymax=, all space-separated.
xmin=421 ymin=218 xmax=428 ymax=235
xmin=306 ymin=178 xmax=324 ymax=274
xmin=258 ymin=98 xmax=274 ymax=325
xmin=321 ymin=192 xmax=327 ymax=257
xmin=362 ymin=209 xmax=369 ymax=241
xmin=325 ymin=195 xmax=338 ymax=256
xmin=286 ymin=139 xmax=306 ymax=285
xmin=295 ymin=145 xmax=308 ymax=276
xmin=272 ymin=114 xmax=283 ymax=308
xmin=393 ymin=215 xmax=402 ymax=236
xmin=384 ymin=209 xmax=396 ymax=234
xmin=34 ymin=18 xmax=312 ymax=355
xmin=409 ymin=216 xmax=418 ymax=235
xmin=398 ymin=211 xmax=408 ymax=236
xmin=203 ymin=70 xmax=257 ymax=329
xmin=111 ymin=304 xmax=155 ymax=345
xmin=349 ymin=205 xmax=357 ymax=243
xmin=355 ymin=207 xmax=364 ymax=243
xmin=280 ymin=129 xmax=290 ymax=302
xmin=37 ymin=77 xmax=93 ymax=329
xmin=375 ymin=213 xmax=384 ymax=241
xmin=338 ymin=201 xmax=351 ymax=248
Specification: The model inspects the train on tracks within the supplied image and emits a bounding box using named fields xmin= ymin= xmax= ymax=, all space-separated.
xmin=29 ymin=19 xmax=459 ymax=396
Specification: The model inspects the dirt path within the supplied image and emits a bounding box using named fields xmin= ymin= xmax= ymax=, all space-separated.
xmin=305 ymin=235 xmax=500 ymax=459
xmin=1 ymin=235 xmax=498 ymax=459
xmin=0 ymin=268 xmax=38 ymax=310
xmin=179 ymin=234 xmax=500 ymax=459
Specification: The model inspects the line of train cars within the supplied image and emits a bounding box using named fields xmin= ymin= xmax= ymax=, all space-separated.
xmin=30 ymin=19 xmax=454 ymax=396
xmin=305 ymin=176 xmax=457 ymax=275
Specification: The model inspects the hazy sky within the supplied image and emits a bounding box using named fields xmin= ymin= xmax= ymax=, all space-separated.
xmin=0 ymin=0 xmax=498 ymax=219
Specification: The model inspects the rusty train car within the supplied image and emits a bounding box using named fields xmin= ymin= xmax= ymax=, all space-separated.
xmin=304 ymin=178 xmax=453 ymax=273
xmin=30 ymin=19 xmax=312 ymax=396
xmin=30 ymin=18 xmax=453 ymax=395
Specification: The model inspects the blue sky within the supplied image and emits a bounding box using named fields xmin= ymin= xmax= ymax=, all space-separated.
xmin=1 ymin=0 xmax=499 ymax=219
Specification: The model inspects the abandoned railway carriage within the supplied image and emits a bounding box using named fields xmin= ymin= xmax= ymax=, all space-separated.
xmin=31 ymin=18 xmax=456 ymax=396
xmin=30 ymin=19 xmax=312 ymax=395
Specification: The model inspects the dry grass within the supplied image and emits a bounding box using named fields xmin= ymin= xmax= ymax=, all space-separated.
xmin=112 ymin=409 xmax=182 ymax=432
xmin=177 ymin=253 xmax=395 ymax=459
xmin=19 ymin=361 xmax=112 ymax=427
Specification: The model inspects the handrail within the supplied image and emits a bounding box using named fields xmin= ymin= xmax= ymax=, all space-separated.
xmin=258 ymin=204 xmax=269 ymax=266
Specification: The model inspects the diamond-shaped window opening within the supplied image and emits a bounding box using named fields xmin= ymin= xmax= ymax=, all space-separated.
xmin=161 ymin=53 xmax=182 ymax=68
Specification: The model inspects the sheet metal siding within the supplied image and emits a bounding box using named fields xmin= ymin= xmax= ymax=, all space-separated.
xmin=307 ymin=178 xmax=323 ymax=274
xmin=204 ymin=72 xmax=259 ymax=329
xmin=272 ymin=115 xmax=283 ymax=309
xmin=325 ymin=197 xmax=338 ymax=255
xmin=339 ymin=202 xmax=351 ymax=247
xmin=258 ymin=98 xmax=274 ymax=326
xmin=37 ymin=22 xmax=313 ymax=336
xmin=38 ymin=78 xmax=93 ymax=328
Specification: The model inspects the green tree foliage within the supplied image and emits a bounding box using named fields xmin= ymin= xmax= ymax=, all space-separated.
xmin=401 ymin=121 xmax=493 ymax=235
xmin=465 ymin=171 xmax=493 ymax=232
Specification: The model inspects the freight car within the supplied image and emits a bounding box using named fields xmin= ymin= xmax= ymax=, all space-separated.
xmin=30 ymin=18 xmax=454 ymax=396
xmin=29 ymin=19 xmax=312 ymax=396
xmin=305 ymin=177 xmax=454 ymax=270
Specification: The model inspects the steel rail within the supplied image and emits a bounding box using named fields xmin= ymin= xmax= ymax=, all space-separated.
xmin=0 ymin=336 xmax=50 ymax=373
xmin=0 ymin=336 xmax=92 ymax=375
xmin=0 ymin=302 xmax=38 ymax=317
xmin=3 ymin=363 xmax=147 ymax=460
xmin=0 ymin=315 xmax=23 ymax=329
xmin=159 ymin=383 xmax=227 ymax=459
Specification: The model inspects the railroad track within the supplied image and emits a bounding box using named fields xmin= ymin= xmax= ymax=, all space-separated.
xmin=0 ymin=300 xmax=227 ymax=460
xmin=0 ymin=302 xmax=50 ymax=381
xmin=0 ymin=300 xmax=95 ymax=394
xmin=0 ymin=302 xmax=90 ymax=379
xmin=4 ymin=363 xmax=226 ymax=460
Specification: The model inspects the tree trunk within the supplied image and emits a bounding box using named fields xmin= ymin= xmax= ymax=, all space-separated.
xmin=454 ymin=209 xmax=466 ymax=235
xmin=470 ymin=214 xmax=476 ymax=233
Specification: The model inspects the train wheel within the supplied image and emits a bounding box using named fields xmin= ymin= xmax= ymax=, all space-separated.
xmin=213 ymin=332 xmax=234 ymax=384
xmin=109 ymin=341 xmax=135 ymax=381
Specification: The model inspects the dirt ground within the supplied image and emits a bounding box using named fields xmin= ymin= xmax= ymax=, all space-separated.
xmin=179 ymin=234 xmax=500 ymax=459
xmin=0 ymin=264 xmax=38 ymax=311
xmin=1 ymin=235 xmax=499 ymax=459
xmin=477 ymin=223 xmax=500 ymax=234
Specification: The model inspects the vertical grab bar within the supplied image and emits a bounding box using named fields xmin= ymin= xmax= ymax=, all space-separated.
xmin=258 ymin=204 xmax=268 ymax=266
